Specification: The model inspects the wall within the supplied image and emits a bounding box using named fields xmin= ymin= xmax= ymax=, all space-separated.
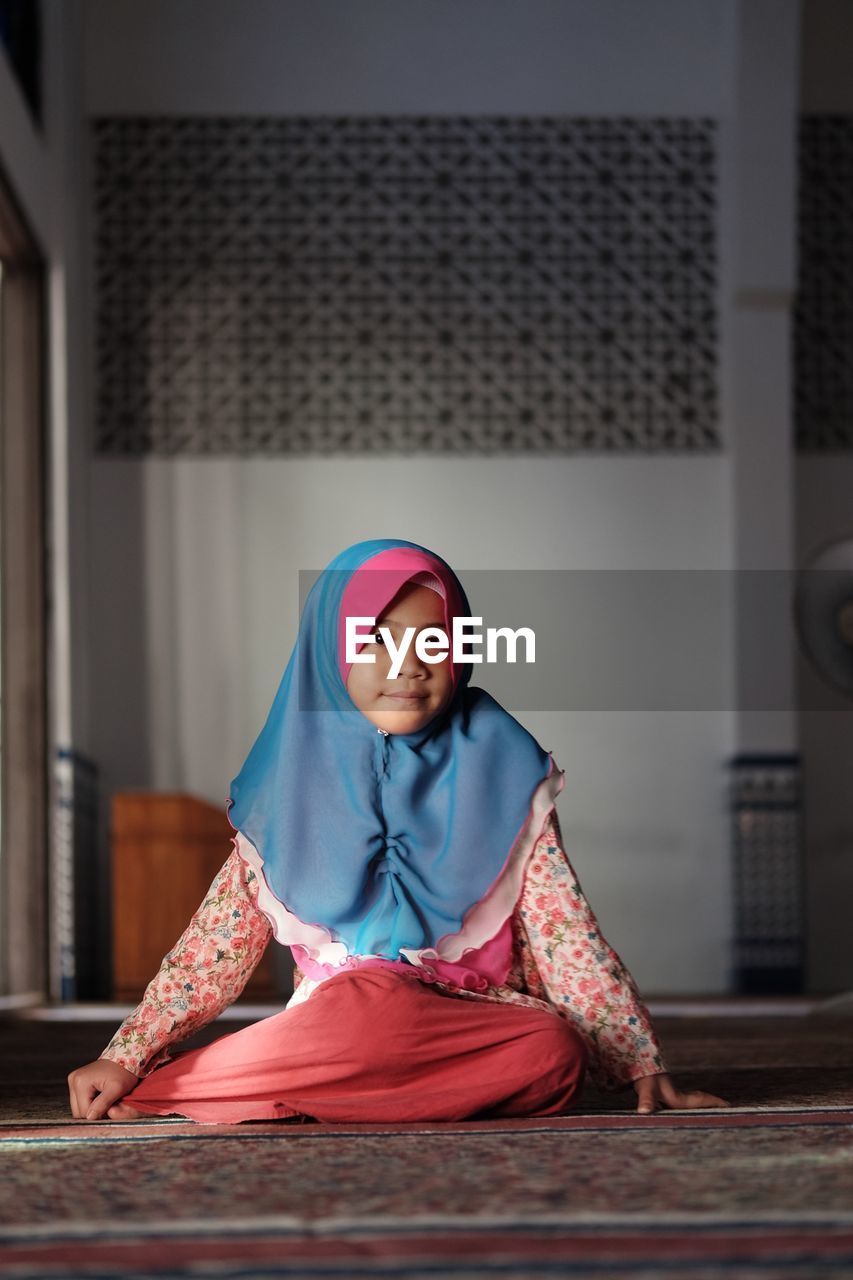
xmin=796 ymin=0 xmax=853 ymax=991
xmin=79 ymin=0 xmax=809 ymax=995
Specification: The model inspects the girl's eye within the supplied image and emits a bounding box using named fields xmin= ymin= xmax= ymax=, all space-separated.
xmin=374 ymin=632 xmax=385 ymax=646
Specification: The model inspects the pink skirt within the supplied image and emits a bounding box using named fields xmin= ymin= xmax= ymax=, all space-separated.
xmin=121 ymin=966 xmax=589 ymax=1125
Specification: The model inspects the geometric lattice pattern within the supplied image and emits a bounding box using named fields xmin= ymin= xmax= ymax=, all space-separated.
xmin=796 ymin=115 xmax=853 ymax=450
xmin=92 ymin=116 xmax=720 ymax=454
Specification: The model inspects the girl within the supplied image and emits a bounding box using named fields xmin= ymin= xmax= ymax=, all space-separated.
xmin=68 ymin=538 xmax=729 ymax=1124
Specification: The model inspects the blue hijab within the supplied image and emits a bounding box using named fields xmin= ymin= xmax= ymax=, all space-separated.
xmin=226 ymin=537 xmax=554 ymax=960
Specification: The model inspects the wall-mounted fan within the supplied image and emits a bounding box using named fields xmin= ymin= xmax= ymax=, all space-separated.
xmin=794 ymin=536 xmax=853 ymax=699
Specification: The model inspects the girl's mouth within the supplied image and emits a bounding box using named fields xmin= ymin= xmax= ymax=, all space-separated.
xmin=383 ymin=692 xmax=427 ymax=701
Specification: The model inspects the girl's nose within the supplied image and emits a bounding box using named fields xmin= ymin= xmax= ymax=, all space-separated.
xmin=397 ymin=648 xmax=430 ymax=679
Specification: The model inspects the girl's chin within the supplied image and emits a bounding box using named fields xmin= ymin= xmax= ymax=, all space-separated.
xmin=374 ymin=706 xmax=435 ymax=731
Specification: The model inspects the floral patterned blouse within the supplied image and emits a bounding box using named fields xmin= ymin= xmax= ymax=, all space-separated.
xmin=100 ymin=808 xmax=669 ymax=1094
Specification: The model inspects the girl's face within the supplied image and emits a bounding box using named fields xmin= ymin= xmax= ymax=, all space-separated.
xmin=345 ymin=583 xmax=456 ymax=734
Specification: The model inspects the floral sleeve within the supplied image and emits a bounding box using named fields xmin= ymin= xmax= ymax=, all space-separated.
xmin=516 ymin=807 xmax=669 ymax=1093
xmin=99 ymin=848 xmax=273 ymax=1078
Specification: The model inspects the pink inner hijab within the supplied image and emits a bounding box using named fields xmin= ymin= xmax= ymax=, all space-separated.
xmin=337 ymin=546 xmax=468 ymax=691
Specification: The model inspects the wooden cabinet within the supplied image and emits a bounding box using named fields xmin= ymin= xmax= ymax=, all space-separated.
xmin=110 ymin=792 xmax=277 ymax=1002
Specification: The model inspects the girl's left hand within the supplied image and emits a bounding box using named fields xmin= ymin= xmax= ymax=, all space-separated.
xmin=632 ymin=1071 xmax=731 ymax=1114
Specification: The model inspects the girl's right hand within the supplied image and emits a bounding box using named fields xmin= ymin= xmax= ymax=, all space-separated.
xmin=67 ymin=1058 xmax=141 ymax=1121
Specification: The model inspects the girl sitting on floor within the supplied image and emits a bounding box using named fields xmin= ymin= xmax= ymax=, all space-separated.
xmin=68 ymin=537 xmax=729 ymax=1125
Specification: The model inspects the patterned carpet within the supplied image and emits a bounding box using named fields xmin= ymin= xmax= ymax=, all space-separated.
xmin=2 ymin=1008 xmax=853 ymax=1278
